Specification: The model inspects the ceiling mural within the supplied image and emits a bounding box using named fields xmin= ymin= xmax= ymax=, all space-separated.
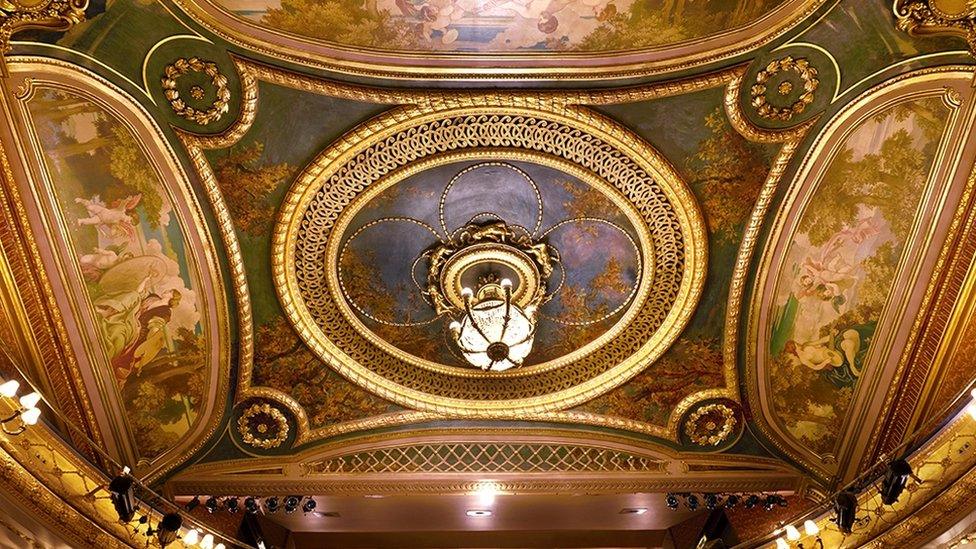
xmin=26 ymin=89 xmax=210 ymax=461
xmin=3 ymin=0 xmax=976 ymax=544
xmin=3 ymin=61 xmax=232 ymax=477
xmin=337 ymin=159 xmax=642 ymax=369
xmin=767 ymin=96 xmax=949 ymax=457
xmin=213 ymin=0 xmax=786 ymax=52
xmin=165 ymin=0 xmax=830 ymax=76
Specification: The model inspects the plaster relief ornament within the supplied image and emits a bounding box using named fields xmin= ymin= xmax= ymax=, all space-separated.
xmin=237 ymin=402 xmax=290 ymax=449
xmin=684 ymin=403 xmax=738 ymax=447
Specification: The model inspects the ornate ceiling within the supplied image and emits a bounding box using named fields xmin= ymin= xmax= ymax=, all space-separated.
xmin=1 ymin=0 xmax=976 ymax=546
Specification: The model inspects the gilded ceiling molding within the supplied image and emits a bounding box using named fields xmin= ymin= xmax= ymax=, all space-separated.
xmin=0 ymin=396 xmax=145 ymax=548
xmin=0 ymin=0 xmax=86 ymax=63
xmin=168 ymin=429 xmax=804 ymax=496
xmin=744 ymin=66 xmax=976 ymax=484
xmin=3 ymin=57 xmax=232 ymax=483
xmin=866 ymin=161 xmax=976 ymax=467
xmin=758 ymin=406 xmax=976 ymax=548
xmin=895 ymin=0 xmax=976 ymax=53
xmin=0 ymin=93 xmax=105 ymax=458
xmin=166 ymin=0 xmax=830 ymax=81
xmin=273 ymin=109 xmax=706 ymax=415
xmin=183 ymin=59 xmax=771 ymax=447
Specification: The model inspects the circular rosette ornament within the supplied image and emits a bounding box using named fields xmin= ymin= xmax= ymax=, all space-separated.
xmin=683 ymin=402 xmax=742 ymax=448
xmin=236 ymin=401 xmax=290 ymax=450
xmin=161 ymin=57 xmax=231 ymax=126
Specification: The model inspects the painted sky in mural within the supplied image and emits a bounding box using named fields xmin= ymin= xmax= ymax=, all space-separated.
xmin=338 ymin=159 xmax=641 ymax=368
xmin=28 ymin=90 xmax=207 ymax=461
xmin=216 ymin=0 xmax=786 ymax=52
xmin=768 ymin=98 xmax=948 ymax=455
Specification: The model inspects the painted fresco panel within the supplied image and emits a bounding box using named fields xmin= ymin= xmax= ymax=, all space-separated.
xmin=27 ymin=89 xmax=207 ymax=460
xmin=216 ymin=0 xmax=785 ymax=52
xmin=768 ymin=98 xmax=949 ymax=455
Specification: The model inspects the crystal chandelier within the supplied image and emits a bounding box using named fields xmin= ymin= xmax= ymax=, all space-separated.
xmin=426 ymin=221 xmax=555 ymax=371
xmin=449 ymin=278 xmax=537 ymax=372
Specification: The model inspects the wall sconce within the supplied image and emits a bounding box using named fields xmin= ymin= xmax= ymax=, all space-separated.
xmin=0 ymin=378 xmax=42 ymax=436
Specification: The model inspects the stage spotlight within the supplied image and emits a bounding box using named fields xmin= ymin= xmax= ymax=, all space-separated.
xmin=265 ymin=496 xmax=280 ymax=514
xmin=225 ymin=497 xmax=240 ymax=513
xmin=156 ymin=513 xmax=182 ymax=547
xmin=744 ymin=494 xmax=760 ymax=509
xmin=724 ymin=495 xmax=740 ymax=509
xmin=764 ymin=494 xmax=777 ymax=511
xmin=704 ymin=494 xmax=719 ymax=510
xmin=302 ymin=497 xmax=317 ymax=514
xmin=834 ymin=490 xmax=858 ymax=534
xmin=108 ymin=475 xmax=136 ymax=523
xmin=244 ymin=497 xmax=259 ymax=514
xmin=686 ymin=494 xmax=699 ymax=511
xmin=665 ymin=493 xmax=679 ymax=510
xmin=777 ymin=495 xmax=788 ymax=507
xmin=284 ymin=495 xmax=300 ymax=514
xmin=205 ymin=496 xmax=219 ymax=514
xmin=185 ymin=495 xmax=201 ymax=512
xmin=881 ymin=459 xmax=913 ymax=505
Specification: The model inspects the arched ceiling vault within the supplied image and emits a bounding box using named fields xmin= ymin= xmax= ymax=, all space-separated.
xmin=1 ymin=0 xmax=976 ymax=545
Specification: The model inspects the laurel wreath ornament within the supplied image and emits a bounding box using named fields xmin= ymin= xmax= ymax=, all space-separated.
xmin=750 ymin=56 xmax=819 ymax=122
xmin=684 ymin=404 xmax=738 ymax=446
xmin=237 ymin=402 xmax=289 ymax=449
xmin=161 ymin=57 xmax=230 ymax=126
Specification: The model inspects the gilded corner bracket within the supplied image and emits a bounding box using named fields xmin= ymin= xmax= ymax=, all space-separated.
xmin=894 ymin=1 xmax=976 ymax=53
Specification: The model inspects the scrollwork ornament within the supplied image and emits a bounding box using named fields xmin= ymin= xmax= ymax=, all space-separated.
xmin=0 ymin=0 xmax=87 ymax=55
xmin=237 ymin=402 xmax=290 ymax=449
xmin=161 ymin=57 xmax=231 ymax=125
xmin=894 ymin=1 xmax=976 ymax=52
xmin=750 ymin=56 xmax=819 ymax=122
xmin=684 ymin=403 xmax=738 ymax=447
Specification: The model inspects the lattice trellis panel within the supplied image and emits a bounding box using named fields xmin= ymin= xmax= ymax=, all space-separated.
xmin=304 ymin=443 xmax=665 ymax=474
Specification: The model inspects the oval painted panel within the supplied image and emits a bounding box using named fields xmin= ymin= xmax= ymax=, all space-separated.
xmin=26 ymin=88 xmax=212 ymax=462
xmin=766 ymin=96 xmax=950 ymax=456
xmin=172 ymin=0 xmax=824 ymax=76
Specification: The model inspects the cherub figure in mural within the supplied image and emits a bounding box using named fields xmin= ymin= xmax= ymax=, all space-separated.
xmin=793 ymin=216 xmax=879 ymax=312
xmin=74 ymin=194 xmax=141 ymax=241
xmin=784 ymin=328 xmax=861 ymax=377
xmin=395 ymin=0 xmax=467 ymax=43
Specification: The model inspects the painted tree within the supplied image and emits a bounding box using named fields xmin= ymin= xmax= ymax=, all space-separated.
xmin=252 ymin=318 xmax=393 ymax=427
xmin=799 ymin=127 xmax=936 ymax=247
xmin=686 ymin=107 xmax=770 ymax=243
xmin=262 ymin=0 xmax=420 ymax=49
xmin=214 ymin=142 xmax=294 ymax=236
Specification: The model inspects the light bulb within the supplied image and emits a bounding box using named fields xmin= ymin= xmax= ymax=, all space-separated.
xmin=803 ymin=519 xmax=820 ymax=536
xmin=0 ymin=380 xmax=19 ymax=398
xmin=183 ymin=528 xmax=199 ymax=544
xmin=20 ymin=407 xmax=41 ymax=425
xmin=500 ymin=278 xmax=513 ymax=288
xmin=215 ymin=544 xmax=225 ymax=549
xmin=200 ymin=534 xmax=214 ymax=549
xmin=785 ymin=524 xmax=800 ymax=541
xmin=449 ymin=321 xmax=462 ymax=332
xmin=970 ymin=388 xmax=976 ymax=400
xmin=968 ymin=403 xmax=976 ymax=420
xmin=19 ymin=391 xmax=40 ymax=409
xmin=461 ymin=287 xmax=473 ymax=297
xmin=775 ymin=538 xmax=789 ymax=549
